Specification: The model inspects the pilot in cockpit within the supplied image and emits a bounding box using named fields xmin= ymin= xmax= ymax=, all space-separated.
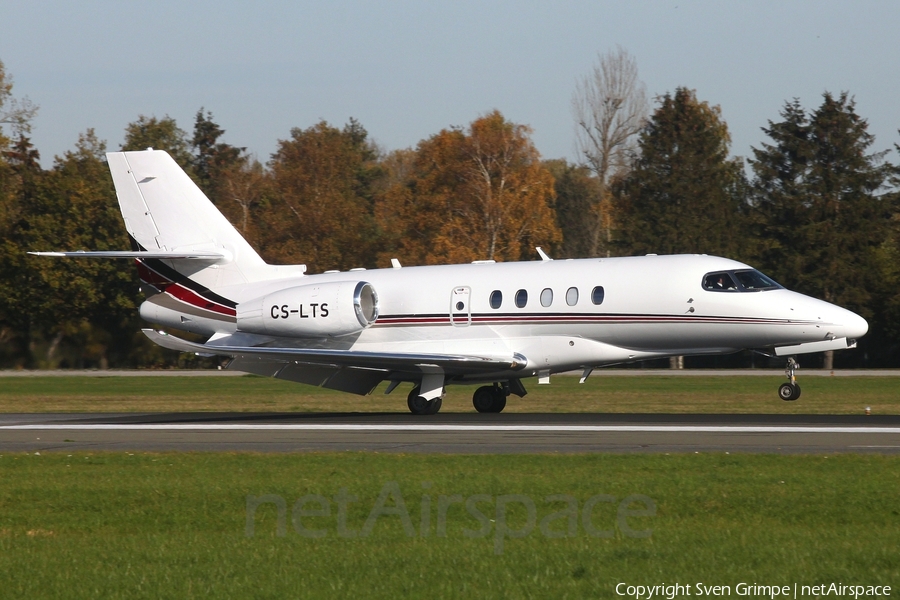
xmin=704 ymin=273 xmax=736 ymax=291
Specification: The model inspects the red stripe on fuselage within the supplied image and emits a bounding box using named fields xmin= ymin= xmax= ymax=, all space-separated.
xmin=164 ymin=283 xmax=237 ymax=317
xmin=135 ymin=259 xmax=237 ymax=317
xmin=136 ymin=260 xmax=172 ymax=289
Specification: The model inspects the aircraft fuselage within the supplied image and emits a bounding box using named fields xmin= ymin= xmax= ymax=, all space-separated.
xmin=138 ymin=253 xmax=867 ymax=381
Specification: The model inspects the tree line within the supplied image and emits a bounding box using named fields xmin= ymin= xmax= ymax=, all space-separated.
xmin=0 ymin=54 xmax=897 ymax=369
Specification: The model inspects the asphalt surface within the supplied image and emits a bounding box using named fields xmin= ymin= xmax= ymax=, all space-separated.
xmin=2 ymin=412 xmax=900 ymax=454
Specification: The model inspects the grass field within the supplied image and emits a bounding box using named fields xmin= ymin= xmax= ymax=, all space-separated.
xmin=0 ymin=452 xmax=898 ymax=598
xmin=1 ymin=373 xmax=898 ymax=414
xmin=2 ymin=377 xmax=898 ymax=597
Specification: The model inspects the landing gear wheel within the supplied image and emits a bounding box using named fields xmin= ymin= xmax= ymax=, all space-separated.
xmin=408 ymin=386 xmax=442 ymax=415
xmin=779 ymin=382 xmax=801 ymax=401
xmin=472 ymin=385 xmax=507 ymax=413
xmin=473 ymin=386 xmax=495 ymax=413
xmin=779 ymin=357 xmax=801 ymax=401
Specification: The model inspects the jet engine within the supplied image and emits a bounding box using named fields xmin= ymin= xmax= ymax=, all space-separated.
xmin=237 ymin=281 xmax=379 ymax=337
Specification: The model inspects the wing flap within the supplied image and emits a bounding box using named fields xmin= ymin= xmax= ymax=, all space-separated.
xmin=275 ymin=362 xmax=341 ymax=386
xmin=320 ymin=367 xmax=387 ymax=395
xmin=225 ymin=356 xmax=285 ymax=378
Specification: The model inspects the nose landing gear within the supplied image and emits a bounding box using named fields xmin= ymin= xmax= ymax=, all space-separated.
xmin=778 ymin=357 xmax=801 ymax=401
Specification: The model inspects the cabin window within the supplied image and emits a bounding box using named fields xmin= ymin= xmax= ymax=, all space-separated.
xmin=540 ymin=288 xmax=553 ymax=307
xmin=566 ymin=287 xmax=579 ymax=306
xmin=702 ymin=271 xmax=739 ymax=292
xmin=489 ymin=290 xmax=502 ymax=309
xmin=591 ymin=286 xmax=605 ymax=305
xmin=515 ymin=289 xmax=528 ymax=308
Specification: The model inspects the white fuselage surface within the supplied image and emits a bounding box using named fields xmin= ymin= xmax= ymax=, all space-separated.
xmin=139 ymin=253 xmax=867 ymax=380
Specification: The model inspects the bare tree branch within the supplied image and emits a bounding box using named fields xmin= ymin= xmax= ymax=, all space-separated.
xmin=572 ymin=46 xmax=647 ymax=256
xmin=0 ymin=60 xmax=38 ymax=140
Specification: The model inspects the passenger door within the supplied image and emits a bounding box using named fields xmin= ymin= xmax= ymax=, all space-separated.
xmin=450 ymin=286 xmax=471 ymax=327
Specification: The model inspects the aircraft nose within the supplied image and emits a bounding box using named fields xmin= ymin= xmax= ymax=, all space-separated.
xmin=843 ymin=309 xmax=868 ymax=341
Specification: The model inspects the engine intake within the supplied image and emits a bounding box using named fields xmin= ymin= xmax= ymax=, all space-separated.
xmin=237 ymin=281 xmax=379 ymax=337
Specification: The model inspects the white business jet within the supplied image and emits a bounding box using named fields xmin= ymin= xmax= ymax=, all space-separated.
xmin=32 ymin=150 xmax=868 ymax=414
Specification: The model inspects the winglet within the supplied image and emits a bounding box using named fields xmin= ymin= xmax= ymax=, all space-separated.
xmin=536 ymin=247 xmax=552 ymax=261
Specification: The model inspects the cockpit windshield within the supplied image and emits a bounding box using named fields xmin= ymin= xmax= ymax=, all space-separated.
xmin=732 ymin=269 xmax=782 ymax=291
xmin=702 ymin=269 xmax=782 ymax=293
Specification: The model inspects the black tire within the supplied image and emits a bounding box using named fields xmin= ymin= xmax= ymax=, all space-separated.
xmin=408 ymin=386 xmax=441 ymax=415
xmin=490 ymin=389 xmax=507 ymax=413
xmin=778 ymin=383 xmax=800 ymax=401
xmin=473 ymin=385 xmax=495 ymax=413
xmin=778 ymin=383 xmax=793 ymax=401
xmin=408 ymin=394 xmax=430 ymax=415
xmin=426 ymin=397 xmax=443 ymax=415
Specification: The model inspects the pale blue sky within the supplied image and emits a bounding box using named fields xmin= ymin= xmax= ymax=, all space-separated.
xmin=2 ymin=1 xmax=898 ymax=167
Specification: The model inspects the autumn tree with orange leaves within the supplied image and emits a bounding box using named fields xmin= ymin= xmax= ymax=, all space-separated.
xmin=377 ymin=110 xmax=560 ymax=265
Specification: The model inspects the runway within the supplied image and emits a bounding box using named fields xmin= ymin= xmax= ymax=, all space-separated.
xmin=2 ymin=412 xmax=900 ymax=454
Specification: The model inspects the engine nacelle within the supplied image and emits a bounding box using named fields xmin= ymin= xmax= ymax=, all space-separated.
xmin=237 ymin=281 xmax=379 ymax=337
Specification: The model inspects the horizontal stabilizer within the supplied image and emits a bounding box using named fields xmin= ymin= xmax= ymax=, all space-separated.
xmin=29 ymin=250 xmax=226 ymax=260
xmin=142 ymin=329 xmax=527 ymax=375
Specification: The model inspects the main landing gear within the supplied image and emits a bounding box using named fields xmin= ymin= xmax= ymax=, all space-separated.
xmin=404 ymin=381 xmax=520 ymax=415
xmin=778 ymin=357 xmax=801 ymax=401
xmin=473 ymin=384 xmax=508 ymax=413
xmin=407 ymin=386 xmax=442 ymax=415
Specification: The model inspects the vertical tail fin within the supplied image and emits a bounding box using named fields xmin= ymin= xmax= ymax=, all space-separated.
xmin=107 ymin=149 xmax=266 ymax=288
xmin=32 ymin=149 xmax=305 ymax=334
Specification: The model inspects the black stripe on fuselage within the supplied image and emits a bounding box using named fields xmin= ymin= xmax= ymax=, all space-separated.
xmin=129 ymin=235 xmax=237 ymax=309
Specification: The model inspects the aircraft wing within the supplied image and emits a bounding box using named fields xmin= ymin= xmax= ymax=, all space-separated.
xmin=29 ymin=251 xmax=225 ymax=260
xmin=143 ymin=329 xmax=527 ymax=395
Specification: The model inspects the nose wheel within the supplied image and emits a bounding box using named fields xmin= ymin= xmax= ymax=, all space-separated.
xmin=779 ymin=358 xmax=801 ymax=401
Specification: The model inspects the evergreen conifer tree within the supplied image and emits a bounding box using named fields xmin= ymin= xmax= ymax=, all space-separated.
xmin=613 ymin=88 xmax=746 ymax=258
